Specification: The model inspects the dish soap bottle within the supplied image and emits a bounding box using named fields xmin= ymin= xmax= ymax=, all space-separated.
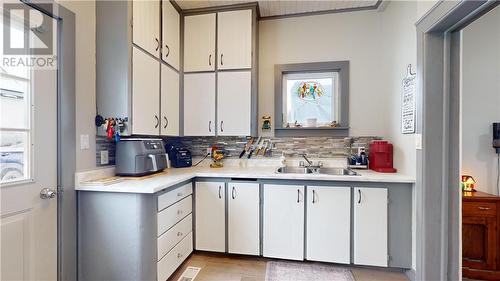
xmin=279 ymin=152 xmax=287 ymax=167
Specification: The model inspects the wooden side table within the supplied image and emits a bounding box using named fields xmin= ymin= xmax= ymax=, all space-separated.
xmin=462 ymin=190 xmax=500 ymax=280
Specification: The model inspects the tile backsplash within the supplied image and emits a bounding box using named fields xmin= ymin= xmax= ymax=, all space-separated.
xmin=96 ymin=135 xmax=381 ymax=167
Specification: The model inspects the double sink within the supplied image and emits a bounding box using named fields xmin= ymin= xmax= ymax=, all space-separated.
xmin=276 ymin=166 xmax=359 ymax=176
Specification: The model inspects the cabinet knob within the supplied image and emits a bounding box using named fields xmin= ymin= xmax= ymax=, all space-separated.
xmin=177 ymin=253 xmax=182 ymax=259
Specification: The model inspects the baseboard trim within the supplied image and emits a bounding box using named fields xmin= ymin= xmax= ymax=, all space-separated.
xmin=405 ymin=268 xmax=416 ymax=281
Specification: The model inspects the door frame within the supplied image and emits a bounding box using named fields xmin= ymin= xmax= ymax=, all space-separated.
xmin=19 ymin=1 xmax=76 ymax=280
xmin=415 ymin=1 xmax=499 ymax=280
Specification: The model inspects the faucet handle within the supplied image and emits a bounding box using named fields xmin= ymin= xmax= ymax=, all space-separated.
xmin=299 ymin=161 xmax=305 ymax=167
xmin=318 ymin=161 xmax=324 ymax=168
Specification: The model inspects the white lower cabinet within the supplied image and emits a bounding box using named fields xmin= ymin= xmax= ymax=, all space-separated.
xmin=157 ymin=232 xmax=193 ymax=281
xmin=263 ymin=184 xmax=305 ymax=260
xmin=228 ymin=182 xmax=260 ymax=255
xmin=353 ymin=187 xmax=388 ymax=267
xmin=195 ymin=182 xmax=226 ymax=252
xmin=306 ymin=186 xmax=351 ymax=264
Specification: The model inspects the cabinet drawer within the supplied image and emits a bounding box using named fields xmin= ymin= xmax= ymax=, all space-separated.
xmin=463 ymin=202 xmax=497 ymax=217
xmin=158 ymin=214 xmax=192 ymax=261
xmin=157 ymin=196 xmax=192 ymax=236
xmin=158 ymin=183 xmax=193 ymax=211
xmin=157 ymin=232 xmax=193 ymax=281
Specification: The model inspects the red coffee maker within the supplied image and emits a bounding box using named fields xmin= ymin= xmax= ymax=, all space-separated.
xmin=369 ymin=141 xmax=397 ymax=173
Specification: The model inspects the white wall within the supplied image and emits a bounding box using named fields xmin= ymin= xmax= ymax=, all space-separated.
xmin=58 ymin=0 xmax=97 ymax=172
xmin=258 ymin=2 xmax=418 ymax=176
xmin=461 ymin=6 xmax=500 ymax=195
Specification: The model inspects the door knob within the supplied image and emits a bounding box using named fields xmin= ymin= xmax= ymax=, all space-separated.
xmin=40 ymin=188 xmax=56 ymax=199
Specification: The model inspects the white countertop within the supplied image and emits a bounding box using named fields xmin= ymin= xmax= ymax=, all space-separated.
xmin=75 ymin=165 xmax=415 ymax=194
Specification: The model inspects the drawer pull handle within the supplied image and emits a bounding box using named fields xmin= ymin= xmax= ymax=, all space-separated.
xmin=478 ymin=207 xmax=491 ymax=210
xmin=177 ymin=192 xmax=183 ymax=197
xmin=177 ymin=210 xmax=183 ymax=215
xmin=177 ymin=232 xmax=183 ymax=237
xmin=177 ymin=253 xmax=183 ymax=259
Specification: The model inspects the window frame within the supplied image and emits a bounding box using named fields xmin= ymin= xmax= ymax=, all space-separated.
xmin=274 ymin=61 xmax=349 ymax=137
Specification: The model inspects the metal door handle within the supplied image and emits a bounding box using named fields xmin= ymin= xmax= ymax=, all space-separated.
xmin=218 ymin=185 xmax=222 ymax=199
xmin=312 ymin=190 xmax=316 ymax=204
xmin=297 ymin=189 xmax=300 ymax=203
xmin=155 ymin=115 xmax=159 ymax=128
xmin=220 ymin=121 xmax=224 ymax=132
xmin=209 ymin=54 xmax=212 ymax=66
xmin=40 ymin=188 xmax=56 ymax=199
xmin=221 ymin=53 xmax=224 ymax=66
xmin=232 ymin=186 xmax=235 ymax=199
xmin=155 ymin=38 xmax=159 ymax=51
xmin=163 ymin=116 xmax=168 ymax=129
xmin=165 ymin=44 xmax=170 ymax=57
xmin=209 ymin=121 xmax=212 ymax=132
xmin=358 ymin=189 xmax=362 ymax=204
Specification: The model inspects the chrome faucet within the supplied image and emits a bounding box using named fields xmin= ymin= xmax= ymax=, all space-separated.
xmin=299 ymin=154 xmax=323 ymax=169
xmin=301 ymin=154 xmax=313 ymax=166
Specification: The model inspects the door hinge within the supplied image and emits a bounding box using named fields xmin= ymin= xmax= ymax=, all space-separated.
xmin=388 ymin=255 xmax=391 ymax=261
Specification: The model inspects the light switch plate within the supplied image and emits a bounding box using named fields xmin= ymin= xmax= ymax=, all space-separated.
xmin=100 ymin=150 xmax=109 ymax=165
xmin=80 ymin=134 xmax=89 ymax=150
xmin=415 ymin=134 xmax=422 ymax=150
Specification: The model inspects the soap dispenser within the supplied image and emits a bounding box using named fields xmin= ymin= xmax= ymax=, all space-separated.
xmin=279 ymin=152 xmax=287 ymax=167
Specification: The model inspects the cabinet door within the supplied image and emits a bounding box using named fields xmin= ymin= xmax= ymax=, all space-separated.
xmin=217 ymin=71 xmax=251 ymax=136
xmin=462 ymin=215 xmax=497 ymax=270
xmin=183 ymin=73 xmax=216 ymax=136
xmin=133 ymin=0 xmax=160 ymax=58
xmin=162 ymin=0 xmax=180 ymax=70
xmin=160 ymin=64 xmax=179 ymax=136
xmin=217 ymin=10 xmax=252 ymax=70
xmin=307 ymin=186 xmax=350 ymax=264
xmin=195 ymin=182 xmax=225 ymax=252
xmin=354 ymin=187 xmax=388 ymax=267
xmin=184 ymin=14 xmax=216 ymax=72
xmin=132 ymin=47 xmax=160 ymax=135
xmin=228 ymin=182 xmax=260 ymax=255
xmin=263 ymin=184 xmax=304 ymax=260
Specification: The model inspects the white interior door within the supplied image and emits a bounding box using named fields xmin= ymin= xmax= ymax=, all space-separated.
xmin=183 ymin=73 xmax=215 ymax=136
xmin=132 ymin=46 xmax=160 ymax=135
xmin=228 ymin=182 xmax=259 ymax=255
xmin=133 ymin=0 xmax=160 ymax=58
xmin=183 ymin=14 xmax=216 ymax=72
xmin=195 ymin=182 xmax=225 ymax=252
xmin=353 ymin=187 xmax=388 ymax=267
xmin=1 ymin=7 xmax=58 ymax=280
xmin=161 ymin=0 xmax=180 ymax=70
xmin=307 ymin=186 xmax=351 ymax=264
xmin=263 ymin=184 xmax=304 ymax=260
xmin=217 ymin=9 xmax=252 ymax=70
xmin=160 ymin=64 xmax=179 ymax=136
xmin=217 ymin=71 xmax=251 ymax=136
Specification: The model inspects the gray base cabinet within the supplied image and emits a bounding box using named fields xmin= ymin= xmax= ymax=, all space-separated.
xmin=78 ymin=182 xmax=193 ymax=281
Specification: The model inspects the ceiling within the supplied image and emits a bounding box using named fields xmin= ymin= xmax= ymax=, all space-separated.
xmin=175 ymin=0 xmax=382 ymax=19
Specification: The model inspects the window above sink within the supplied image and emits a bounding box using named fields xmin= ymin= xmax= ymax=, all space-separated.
xmin=275 ymin=61 xmax=349 ymax=137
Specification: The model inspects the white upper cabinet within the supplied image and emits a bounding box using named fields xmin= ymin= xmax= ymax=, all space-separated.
xmin=184 ymin=14 xmax=216 ymax=72
xmin=228 ymin=182 xmax=260 ymax=256
xmin=307 ymin=186 xmax=351 ymax=264
xmin=263 ymin=184 xmax=305 ymax=261
xmin=195 ymin=182 xmax=226 ymax=252
xmin=160 ymin=64 xmax=179 ymax=136
xmin=184 ymin=73 xmax=216 ymax=136
xmin=217 ymin=71 xmax=252 ymax=136
xmin=354 ymin=187 xmax=388 ymax=267
xmin=217 ymin=10 xmax=252 ymax=70
xmin=133 ymin=0 xmax=160 ymax=58
xmin=132 ymin=47 xmax=160 ymax=135
xmin=162 ymin=0 xmax=180 ymax=70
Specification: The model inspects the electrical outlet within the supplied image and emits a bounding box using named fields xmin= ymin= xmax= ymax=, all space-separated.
xmin=80 ymin=134 xmax=89 ymax=150
xmin=415 ymin=134 xmax=423 ymax=150
xmin=100 ymin=150 xmax=109 ymax=165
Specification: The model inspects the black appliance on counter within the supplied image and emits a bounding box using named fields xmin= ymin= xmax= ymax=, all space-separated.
xmin=167 ymin=145 xmax=192 ymax=168
xmin=494 ymin=123 xmax=500 ymax=154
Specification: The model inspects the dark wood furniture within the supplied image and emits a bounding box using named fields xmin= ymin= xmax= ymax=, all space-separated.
xmin=463 ymin=191 xmax=500 ymax=280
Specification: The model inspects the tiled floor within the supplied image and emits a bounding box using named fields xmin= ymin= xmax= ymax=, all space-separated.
xmin=169 ymin=253 xmax=409 ymax=281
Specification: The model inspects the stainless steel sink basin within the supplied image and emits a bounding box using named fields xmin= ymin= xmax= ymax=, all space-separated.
xmin=276 ymin=167 xmax=314 ymax=174
xmin=276 ymin=167 xmax=358 ymax=176
xmin=316 ymin=167 xmax=359 ymax=176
